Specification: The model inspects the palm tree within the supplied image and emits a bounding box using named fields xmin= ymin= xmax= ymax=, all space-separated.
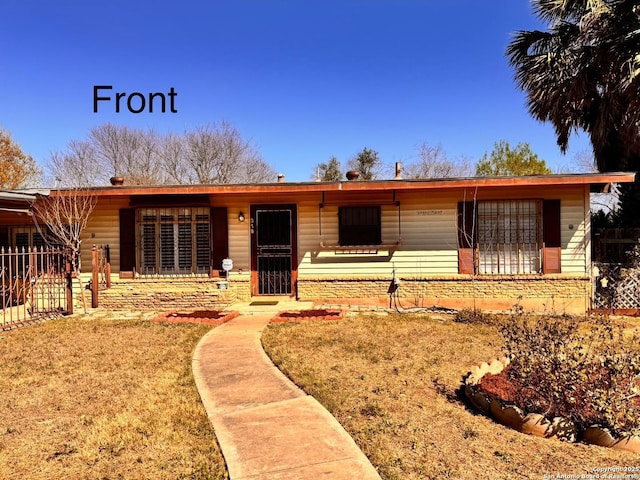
xmin=506 ymin=0 xmax=640 ymax=224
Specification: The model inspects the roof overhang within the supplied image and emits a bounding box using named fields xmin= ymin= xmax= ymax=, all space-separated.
xmin=48 ymin=172 xmax=636 ymax=197
xmin=0 ymin=190 xmax=47 ymax=203
xmin=0 ymin=189 xmax=49 ymax=215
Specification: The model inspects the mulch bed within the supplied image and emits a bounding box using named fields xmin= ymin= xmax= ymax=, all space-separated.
xmin=271 ymin=309 xmax=344 ymax=323
xmin=152 ymin=310 xmax=239 ymax=325
xmin=477 ymin=364 xmax=640 ymax=424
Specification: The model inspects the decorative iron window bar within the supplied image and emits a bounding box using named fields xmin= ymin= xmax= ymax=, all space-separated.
xmin=477 ymin=200 xmax=542 ymax=274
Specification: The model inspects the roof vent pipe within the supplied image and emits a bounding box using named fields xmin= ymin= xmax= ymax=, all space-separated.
xmin=394 ymin=162 xmax=402 ymax=180
xmin=277 ymin=173 xmax=285 ymax=183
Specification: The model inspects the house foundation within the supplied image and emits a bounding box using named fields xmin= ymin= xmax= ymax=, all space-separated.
xmin=97 ymin=277 xmax=251 ymax=311
xmin=296 ymin=275 xmax=591 ymax=315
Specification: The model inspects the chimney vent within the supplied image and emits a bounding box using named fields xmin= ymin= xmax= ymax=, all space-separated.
xmin=277 ymin=173 xmax=285 ymax=183
xmin=394 ymin=162 xmax=402 ymax=180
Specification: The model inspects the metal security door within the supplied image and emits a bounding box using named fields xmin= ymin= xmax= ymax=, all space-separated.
xmin=251 ymin=205 xmax=297 ymax=296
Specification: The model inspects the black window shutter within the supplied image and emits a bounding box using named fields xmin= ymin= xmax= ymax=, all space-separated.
xmin=211 ymin=207 xmax=228 ymax=273
xmin=457 ymin=202 xmax=477 ymax=274
xmin=0 ymin=226 xmax=9 ymax=249
xmin=543 ymin=200 xmax=561 ymax=248
xmin=119 ymin=209 xmax=136 ymax=272
xmin=542 ymin=200 xmax=562 ymax=274
xmin=457 ymin=201 xmax=476 ymax=248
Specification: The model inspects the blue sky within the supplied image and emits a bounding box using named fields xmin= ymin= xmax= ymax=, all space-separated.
xmin=1 ymin=1 xmax=593 ymax=183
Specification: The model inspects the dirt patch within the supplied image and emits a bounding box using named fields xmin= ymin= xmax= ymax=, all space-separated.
xmin=152 ymin=310 xmax=239 ymax=325
xmin=271 ymin=309 xmax=344 ymax=323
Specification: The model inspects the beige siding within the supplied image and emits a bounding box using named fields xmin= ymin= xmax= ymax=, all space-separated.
xmin=80 ymin=197 xmax=129 ymax=272
xmin=82 ymin=184 xmax=590 ymax=279
xmin=224 ymin=198 xmax=251 ymax=274
xmin=297 ymin=185 xmax=589 ymax=278
xmin=559 ymin=186 xmax=589 ymax=275
xmin=298 ymin=191 xmax=460 ymax=278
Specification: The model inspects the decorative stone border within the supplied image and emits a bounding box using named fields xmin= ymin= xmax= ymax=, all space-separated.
xmin=464 ymin=358 xmax=640 ymax=453
xmin=152 ymin=310 xmax=239 ymax=325
xmin=270 ymin=309 xmax=344 ymax=323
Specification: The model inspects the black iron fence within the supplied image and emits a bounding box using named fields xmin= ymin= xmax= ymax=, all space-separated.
xmin=0 ymin=246 xmax=71 ymax=329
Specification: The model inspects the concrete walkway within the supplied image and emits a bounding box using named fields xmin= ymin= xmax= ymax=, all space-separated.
xmin=192 ymin=311 xmax=381 ymax=480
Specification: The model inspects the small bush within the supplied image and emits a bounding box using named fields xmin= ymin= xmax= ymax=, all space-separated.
xmin=500 ymin=313 xmax=640 ymax=435
xmin=455 ymin=309 xmax=497 ymax=325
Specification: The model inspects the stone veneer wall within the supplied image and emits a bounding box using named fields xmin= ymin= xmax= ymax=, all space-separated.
xmin=297 ymin=275 xmax=591 ymax=314
xmin=92 ymin=274 xmax=590 ymax=314
xmin=96 ymin=277 xmax=251 ymax=311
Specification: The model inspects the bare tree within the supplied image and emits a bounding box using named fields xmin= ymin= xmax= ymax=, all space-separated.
xmin=90 ymin=124 xmax=166 ymax=185
xmin=89 ymin=123 xmax=126 ymax=182
xmin=49 ymin=125 xmax=160 ymax=187
xmin=31 ymin=189 xmax=97 ymax=312
xmin=126 ymin=130 xmax=166 ymax=185
xmin=45 ymin=122 xmax=275 ymax=187
xmin=183 ymin=122 xmax=275 ymax=184
xmin=572 ymin=149 xmax=599 ymax=174
xmin=184 ymin=125 xmax=224 ymax=183
xmin=240 ymin=155 xmax=279 ymax=183
xmin=404 ymin=143 xmax=473 ymax=179
xmin=47 ymin=140 xmax=101 ymax=187
xmin=161 ymin=133 xmax=188 ymax=184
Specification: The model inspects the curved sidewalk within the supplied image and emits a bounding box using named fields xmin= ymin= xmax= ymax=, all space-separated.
xmin=192 ymin=313 xmax=381 ymax=480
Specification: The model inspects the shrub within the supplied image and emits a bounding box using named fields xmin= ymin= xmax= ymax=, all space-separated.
xmin=454 ymin=309 xmax=501 ymax=326
xmin=499 ymin=313 xmax=640 ymax=435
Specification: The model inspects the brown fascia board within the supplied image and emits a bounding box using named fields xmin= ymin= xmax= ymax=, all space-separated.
xmin=48 ymin=172 xmax=636 ymax=198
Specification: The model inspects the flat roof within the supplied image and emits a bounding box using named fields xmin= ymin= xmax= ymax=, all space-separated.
xmin=49 ymin=172 xmax=635 ymax=197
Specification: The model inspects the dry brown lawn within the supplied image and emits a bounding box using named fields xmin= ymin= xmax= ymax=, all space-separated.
xmin=262 ymin=313 xmax=640 ymax=480
xmin=0 ymin=312 xmax=227 ymax=480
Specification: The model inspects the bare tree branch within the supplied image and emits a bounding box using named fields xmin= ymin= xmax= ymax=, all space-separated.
xmin=31 ymin=190 xmax=97 ymax=312
xmin=31 ymin=190 xmax=97 ymax=263
xmin=404 ymin=143 xmax=473 ymax=179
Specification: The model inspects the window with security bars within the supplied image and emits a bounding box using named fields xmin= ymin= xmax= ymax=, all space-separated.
xmin=138 ymin=208 xmax=210 ymax=275
xmin=477 ymin=200 xmax=541 ymax=274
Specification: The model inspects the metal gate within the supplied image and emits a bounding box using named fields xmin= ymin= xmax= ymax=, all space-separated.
xmin=251 ymin=205 xmax=296 ymax=296
xmin=1 ymin=246 xmax=69 ymax=329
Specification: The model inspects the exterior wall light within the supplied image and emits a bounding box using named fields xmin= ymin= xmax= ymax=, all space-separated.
xmin=238 ymin=211 xmax=245 ymax=222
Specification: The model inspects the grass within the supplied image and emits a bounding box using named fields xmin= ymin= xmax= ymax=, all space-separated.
xmin=0 ymin=312 xmax=227 ymax=480
xmin=262 ymin=312 xmax=639 ymax=480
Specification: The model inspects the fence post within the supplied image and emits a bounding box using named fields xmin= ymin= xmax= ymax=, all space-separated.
xmin=105 ymin=244 xmax=111 ymax=289
xmin=91 ymin=245 xmax=98 ymax=308
xmin=66 ymin=259 xmax=73 ymax=315
xmin=29 ymin=247 xmax=36 ymax=311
